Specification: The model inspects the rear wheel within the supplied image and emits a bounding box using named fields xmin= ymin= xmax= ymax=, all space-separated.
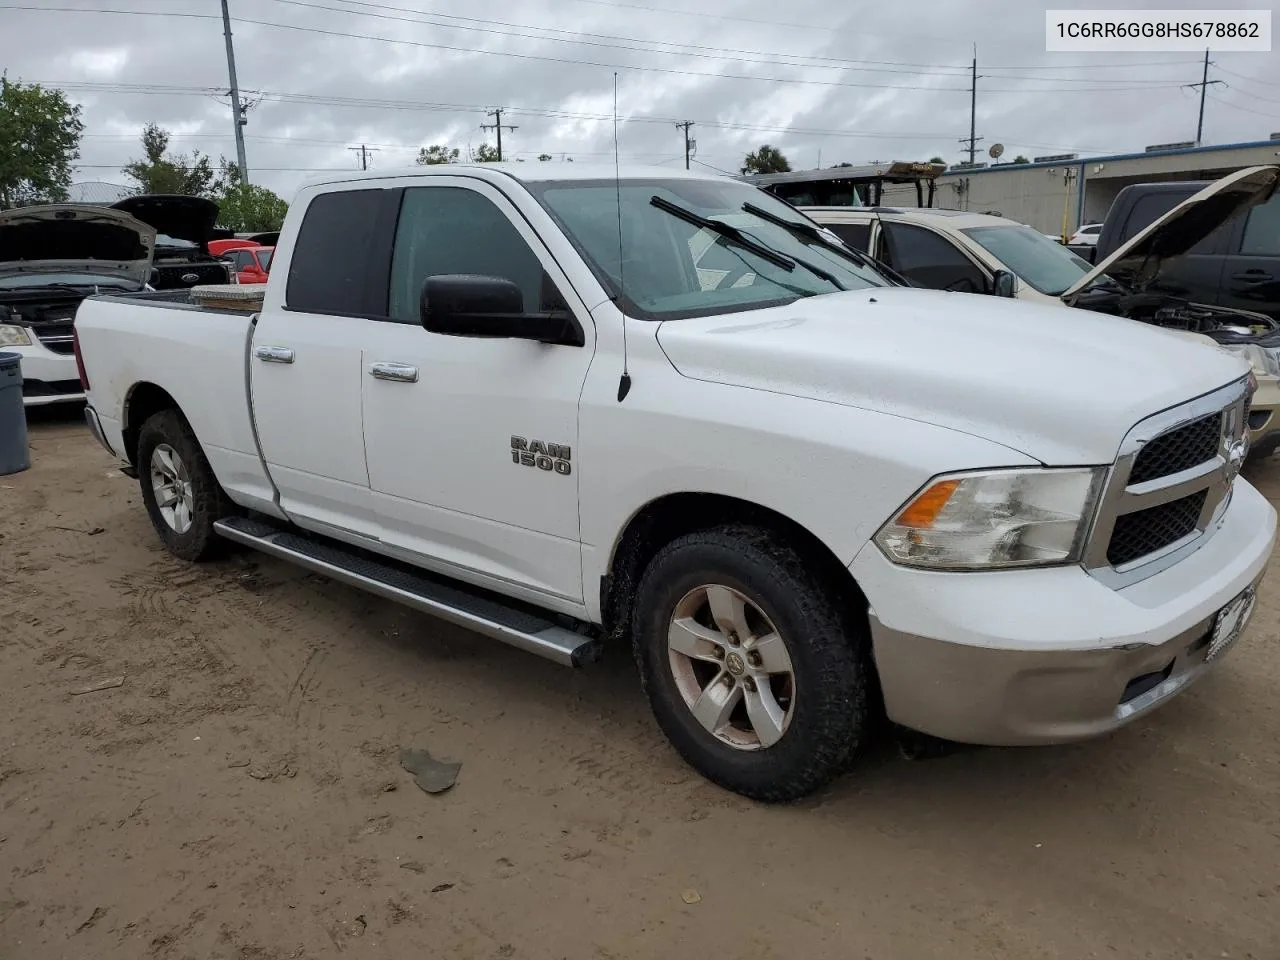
xmin=137 ymin=409 xmax=235 ymax=561
xmin=632 ymin=525 xmax=870 ymax=802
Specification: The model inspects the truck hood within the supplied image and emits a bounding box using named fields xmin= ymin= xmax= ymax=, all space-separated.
xmin=111 ymin=194 xmax=219 ymax=249
xmin=655 ymin=287 xmax=1249 ymax=465
xmin=0 ymin=204 xmax=156 ymax=287
xmin=1063 ymin=164 xmax=1280 ymax=302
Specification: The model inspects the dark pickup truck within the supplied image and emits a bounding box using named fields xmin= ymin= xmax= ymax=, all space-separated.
xmin=1092 ymin=178 xmax=1280 ymax=321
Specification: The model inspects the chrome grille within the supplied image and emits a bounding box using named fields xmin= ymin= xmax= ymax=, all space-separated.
xmin=1106 ymin=490 xmax=1207 ymax=567
xmin=1127 ymin=412 xmax=1220 ymax=485
xmin=34 ymin=321 xmax=76 ymax=355
xmin=1084 ymin=378 xmax=1250 ymax=587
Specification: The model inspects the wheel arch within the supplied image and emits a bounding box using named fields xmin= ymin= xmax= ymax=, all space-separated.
xmin=121 ymin=381 xmax=182 ymax=467
xmin=600 ymin=491 xmax=870 ymax=647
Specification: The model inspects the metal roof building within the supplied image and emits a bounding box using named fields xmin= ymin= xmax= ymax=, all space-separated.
xmin=878 ymin=137 xmax=1280 ymax=235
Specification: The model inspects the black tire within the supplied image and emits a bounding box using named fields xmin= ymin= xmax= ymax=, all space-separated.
xmin=136 ymin=409 xmax=235 ymax=562
xmin=632 ymin=524 xmax=870 ymax=802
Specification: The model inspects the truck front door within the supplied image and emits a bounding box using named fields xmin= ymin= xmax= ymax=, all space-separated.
xmin=360 ymin=179 xmax=595 ymax=607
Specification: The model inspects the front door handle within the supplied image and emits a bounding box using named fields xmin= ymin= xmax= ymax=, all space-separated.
xmin=369 ymin=361 xmax=419 ymax=383
xmin=1232 ymin=270 xmax=1273 ymax=282
xmin=254 ymin=345 xmax=295 ymax=364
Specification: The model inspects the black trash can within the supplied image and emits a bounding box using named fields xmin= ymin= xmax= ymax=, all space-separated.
xmin=0 ymin=352 xmax=30 ymax=475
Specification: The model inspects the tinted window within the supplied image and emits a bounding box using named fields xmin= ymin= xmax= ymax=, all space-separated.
xmin=258 ymin=249 xmax=273 ymax=271
xmin=1122 ymin=190 xmax=1224 ymax=254
xmin=287 ymin=189 xmax=384 ymax=315
xmin=388 ymin=186 xmax=550 ymax=324
xmin=826 ymin=222 xmax=871 ymax=251
xmin=1080 ymin=224 xmax=1100 ymax=235
xmin=1241 ymin=195 xmax=1280 ymax=256
xmin=881 ymin=222 xmax=987 ymax=292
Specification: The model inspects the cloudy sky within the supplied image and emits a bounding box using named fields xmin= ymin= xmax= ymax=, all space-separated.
xmin=4 ymin=0 xmax=1280 ymax=198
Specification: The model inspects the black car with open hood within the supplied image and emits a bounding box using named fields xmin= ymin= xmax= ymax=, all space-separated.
xmin=110 ymin=195 xmax=234 ymax=290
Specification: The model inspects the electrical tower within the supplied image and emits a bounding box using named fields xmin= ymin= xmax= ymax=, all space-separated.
xmin=957 ymin=52 xmax=983 ymax=167
xmin=1187 ymin=49 xmax=1224 ymax=146
xmin=676 ymin=121 xmax=696 ymax=170
xmin=220 ymin=0 xmax=250 ymax=184
xmin=481 ymin=108 xmax=518 ymax=161
xmin=348 ymin=144 xmax=379 ymax=171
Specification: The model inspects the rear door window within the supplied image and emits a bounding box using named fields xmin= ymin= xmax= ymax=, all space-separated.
xmin=286 ymin=189 xmax=388 ymax=315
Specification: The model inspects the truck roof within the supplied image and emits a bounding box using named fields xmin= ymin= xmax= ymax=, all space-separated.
xmin=300 ymin=163 xmax=728 ymax=189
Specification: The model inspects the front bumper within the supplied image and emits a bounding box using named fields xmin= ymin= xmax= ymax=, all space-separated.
xmin=852 ymin=479 xmax=1276 ymax=745
xmin=8 ymin=342 xmax=83 ymax=406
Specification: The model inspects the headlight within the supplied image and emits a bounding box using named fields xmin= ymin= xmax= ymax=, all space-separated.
xmin=1219 ymin=343 xmax=1280 ymax=378
xmin=0 ymin=324 xmax=33 ymax=347
xmin=875 ymin=468 xmax=1105 ymax=570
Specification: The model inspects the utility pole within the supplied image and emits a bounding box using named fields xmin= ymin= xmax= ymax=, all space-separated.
xmin=220 ymin=0 xmax=250 ymax=185
xmin=675 ymin=121 xmax=695 ymax=170
xmin=1188 ymin=49 xmax=1224 ymax=146
xmin=347 ymin=144 xmax=378 ymax=170
xmin=481 ymin=108 xmax=518 ymax=161
xmin=958 ymin=50 xmax=983 ymax=167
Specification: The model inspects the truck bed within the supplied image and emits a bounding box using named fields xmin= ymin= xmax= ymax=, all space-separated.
xmin=75 ymin=290 xmax=274 ymax=509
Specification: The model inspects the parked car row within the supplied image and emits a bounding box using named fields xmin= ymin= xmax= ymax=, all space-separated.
xmin=70 ymin=162 xmax=1274 ymax=800
xmin=0 ymin=195 xmax=270 ymax=406
xmin=802 ymin=165 xmax=1280 ymax=458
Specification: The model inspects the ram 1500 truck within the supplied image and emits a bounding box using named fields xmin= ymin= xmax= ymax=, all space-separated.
xmin=74 ymin=165 xmax=1276 ymax=801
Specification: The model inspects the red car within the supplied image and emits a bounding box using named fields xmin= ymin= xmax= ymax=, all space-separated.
xmin=223 ymin=245 xmax=274 ymax=284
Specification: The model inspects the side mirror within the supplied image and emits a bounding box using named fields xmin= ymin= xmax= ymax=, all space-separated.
xmin=991 ymin=270 xmax=1016 ymax=298
xmin=420 ymin=275 xmax=583 ymax=347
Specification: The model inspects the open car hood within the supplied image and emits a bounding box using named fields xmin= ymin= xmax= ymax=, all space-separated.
xmin=110 ymin=194 xmax=220 ymax=249
xmin=1062 ymin=165 xmax=1280 ymax=303
xmin=0 ymin=204 xmax=156 ymax=287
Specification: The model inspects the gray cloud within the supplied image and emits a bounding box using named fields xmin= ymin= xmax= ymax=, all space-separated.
xmin=5 ymin=0 xmax=1279 ymax=197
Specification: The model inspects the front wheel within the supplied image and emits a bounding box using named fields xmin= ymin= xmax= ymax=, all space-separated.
xmin=137 ymin=409 xmax=235 ymax=561
xmin=632 ymin=525 xmax=870 ymax=802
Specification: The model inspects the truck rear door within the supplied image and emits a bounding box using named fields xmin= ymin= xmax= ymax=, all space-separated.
xmin=358 ymin=178 xmax=594 ymax=605
xmin=249 ymin=187 xmax=395 ymax=539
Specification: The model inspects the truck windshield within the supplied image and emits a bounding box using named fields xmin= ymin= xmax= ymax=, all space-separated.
xmin=960 ymin=224 xmax=1093 ymax=296
xmin=529 ymin=178 xmax=890 ymax=320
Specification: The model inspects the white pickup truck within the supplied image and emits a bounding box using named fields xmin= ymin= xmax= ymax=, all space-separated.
xmin=75 ymin=165 xmax=1276 ymax=801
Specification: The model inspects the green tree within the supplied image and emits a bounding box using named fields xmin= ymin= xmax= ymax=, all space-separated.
xmin=928 ymin=156 xmax=946 ymax=164
xmin=740 ymin=144 xmax=790 ymax=175
xmin=122 ymin=123 xmax=222 ymax=197
xmin=416 ymin=144 xmax=459 ymax=165
xmin=0 ymin=76 xmax=84 ymax=209
xmin=472 ymin=143 xmax=500 ymax=162
xmin=1011 ymin=154 xmax=1030 ymax=164
xmin=537 ymin=153 xmax=553 ymax=161
xmin=215 ymin=159 xmax=287 ymax=232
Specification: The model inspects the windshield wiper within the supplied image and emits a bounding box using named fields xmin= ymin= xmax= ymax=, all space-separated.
xmin=740 ymin=202 xmax=912 ymax=287
xmin=649 ymin=196 xmax=795 ymax=272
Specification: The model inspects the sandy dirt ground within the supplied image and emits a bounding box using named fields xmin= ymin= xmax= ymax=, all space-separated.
xmin=3 ymin=408 xmax=1280 ymax=960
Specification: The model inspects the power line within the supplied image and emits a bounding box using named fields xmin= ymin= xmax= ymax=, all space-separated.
xmin=258 ymin=0 xmax=1188 ymax=85
xmin=2 ymin=6 xmax=1189 ymax=94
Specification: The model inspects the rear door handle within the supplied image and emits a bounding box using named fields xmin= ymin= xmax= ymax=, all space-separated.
xmin=254 ymin=345 xmax=295 ymax=364
xmin=1232 ymin=270 xmax=1273 ymax=282
xmin=369 ymin=361 xmax=419 ymax=383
